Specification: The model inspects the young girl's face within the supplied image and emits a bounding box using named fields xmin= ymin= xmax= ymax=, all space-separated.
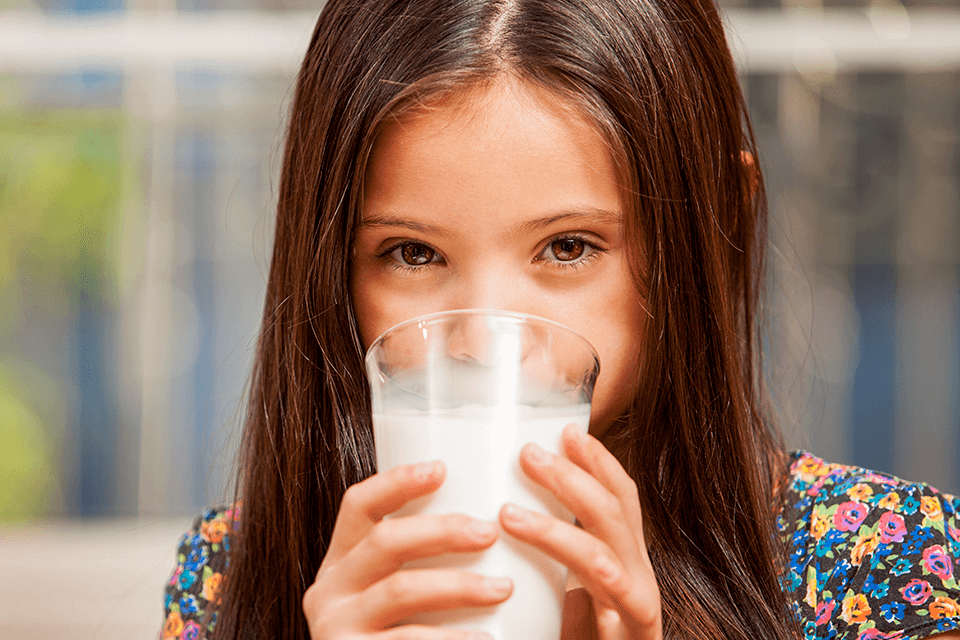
xmin=351 ymin=78 xmax=645 ymax=440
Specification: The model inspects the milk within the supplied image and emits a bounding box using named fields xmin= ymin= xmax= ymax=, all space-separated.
xmin=373 ymin=403 xmax=591 ymax=640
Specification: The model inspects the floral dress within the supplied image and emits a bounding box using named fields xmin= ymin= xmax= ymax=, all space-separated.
xmin=160 ymin=505 xmax=238 ymax=639
xmin=780 ymin=452 xmax=960 ymax=640
xmin=161 ymin=454 xmax=960 ymax=639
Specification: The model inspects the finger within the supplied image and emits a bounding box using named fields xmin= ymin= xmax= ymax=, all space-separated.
xmin=373 ymin=625 xmax=494 ymax=640
xmin=340 ymin=513 xmax=499 ymax=590
xmin=518 ymin=440 xmax=640 ymax=561
xmin=326 ymin=461 xmax=445 ymax=561
xmin=499 ymin=504 xmax=659 ymax=627
xmin=561 ymin=424 xmax=642 ymax=514
xmin=359 ymin=569 xmax=513 ymax=630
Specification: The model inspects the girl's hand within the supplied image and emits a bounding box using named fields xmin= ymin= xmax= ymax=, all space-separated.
xmin=499 ymin=424 xmax=663 ymax=640
xmin=302 ymin=461 xmax=512 ymax=640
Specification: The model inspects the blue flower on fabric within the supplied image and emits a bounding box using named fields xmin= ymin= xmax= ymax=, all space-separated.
xmin=180 ymin=594 xmax=200 ymax=615
xmin=177 ymin=569 xmax=197 ymax=590
xmin=905 ymin=526 xmax=936 ymax=555
xmin=891 ymin=557 xmax=913 ymax=576
xmin=189 ymin=533 xmax=204 ymax=549
xmin=831 ymin=558 xmax=853 ymax=586
xmin=822 ymin=622 xmax=838 ymax=640
xmin=864 ymin=573 xmax=890 ymax=599
xmin=816 ymin=530 xmax=845 ymax=557
xmin=803 ymin=621 xmax=817 ymax=640
xmin=879 ymin=602 xmax=905 ymax=623
xmin=938 ymin=619 xmax=958 ymax=632
xmin=184 ymin=546 xmax=209 ymax=572
xmin=164 ymin=592 xmax=173 ymax=609
xmin=902 ymin=494 xmax=921 ymax=516
xmin=785 ymin=570 xmax=803 ymax=591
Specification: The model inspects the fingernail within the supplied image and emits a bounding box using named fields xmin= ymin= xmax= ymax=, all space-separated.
xmin=526 ymin=442 xmax=547 ymax=463
xmin=413 ymin=461 xmax=438 ymax=481
xmin=483 ymin=576 xmax=512 ymax=596
xmin=467 ymin=519 xmax=495 ymax=540
xmin=502 ymin=502 xmax=530 ymax=523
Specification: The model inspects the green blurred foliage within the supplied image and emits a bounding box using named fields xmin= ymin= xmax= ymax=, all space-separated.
xmin=0 ymin=108 xmax=124 ymax=520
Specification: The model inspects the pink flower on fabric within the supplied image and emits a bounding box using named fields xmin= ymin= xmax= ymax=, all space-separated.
xmin=857 ymin=629 xmax=903 ymax=640
xmin=180 ymin=621 xmax=201 ymax=640
xmin=900 ymin=578 xmax=933 ymax=606
xmin=923 ymin=545 xmax=954 ymax=582
xmin=834 ymin=501 xmax=869 ymax=532
xmin=816 ymin=599 xmax=837 ymax=625
xmin=879 ymin=511 xmax=908 ymax=543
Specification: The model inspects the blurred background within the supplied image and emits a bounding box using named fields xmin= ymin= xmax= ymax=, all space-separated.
xmin=0 ymin=0 xmax=958 ymax=636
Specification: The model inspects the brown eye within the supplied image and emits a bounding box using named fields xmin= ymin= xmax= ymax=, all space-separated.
xmin=400 ymin=242 xmax=435 ymax=265
xmin=551 ymin=237 xmax=585 ymax=261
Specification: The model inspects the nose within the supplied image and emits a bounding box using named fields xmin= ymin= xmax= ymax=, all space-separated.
xmin=448 ymin=265 xmax=531 ymax=318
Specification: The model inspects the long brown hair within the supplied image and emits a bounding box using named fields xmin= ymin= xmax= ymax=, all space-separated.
xmin=214 ymin=0 xmax=796 ymax=638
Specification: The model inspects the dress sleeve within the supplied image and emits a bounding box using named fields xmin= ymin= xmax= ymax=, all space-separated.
xmin=781 ymin=453 xmax=960 ymax=640
xmin=159 ymin=506 xmax=236 ymax=640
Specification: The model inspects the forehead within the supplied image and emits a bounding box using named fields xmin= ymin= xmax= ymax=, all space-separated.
xmin=372 ymin=75 xmax=611 ymax=163
xmin=362 ymin=76 xmax=621 ymax=208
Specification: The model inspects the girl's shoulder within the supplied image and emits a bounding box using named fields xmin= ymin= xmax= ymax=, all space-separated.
xmin=160 ymin=505 xmax=239 ymax=639
xmin=779 ymin=451 xmax=960 ymax=640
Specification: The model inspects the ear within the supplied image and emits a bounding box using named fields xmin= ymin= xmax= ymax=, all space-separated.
xmin=740 ymin=150 xmax=759 ymax=199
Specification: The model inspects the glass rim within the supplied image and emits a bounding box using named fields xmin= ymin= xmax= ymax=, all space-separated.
xmin=363 ymin=308 xmax=600 ymax=366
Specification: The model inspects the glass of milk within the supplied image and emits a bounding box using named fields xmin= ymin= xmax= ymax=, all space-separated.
xmin=364 ymin=309 xmax=600 ymax=640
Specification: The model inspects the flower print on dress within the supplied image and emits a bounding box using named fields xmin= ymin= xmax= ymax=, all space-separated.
xmin=890 ymin=557 xmax=913 ymax=577
xmin=921 ymin=496 xmax=943 ymax=522
xmin=930 ymin=596 xmax=960 ymax=619
xmin=905 ymin=525 xmax=936 ymax=555
xmin=816 ymin=599 xmax=838 ymax=625
xmin=780 ymin=451 xmax=960 ymax=640
xmin=856 ymin=629 xmax=903 ymax=640
xmin=878 ymin=492 xmax=901 ymax=511
xmin=162 ymin=611 xmax=184 ymax=639
xmin=900 ymin=578 xmax=933 ymax=606
xmin=879 ymin=511 xmax=908 ymax=544
xmin=923 ymin=545 xmax=954 ymax=583
xmin=840 ymin=593 xmax=871 ymax=625
xmin=879 ymin=601 xmax=905 ymax=623
xmin=902 ymin=494 xmax=921 ymax=516
xmin=180 ymin=621 xmax=202 ymax=640
xmin=835 ymin=501 xmax=870 ymax=533
xmin=177 ymin=569 xmax=197 ymax=591
xmin=863 ymin=573 xmax=890 ymax=600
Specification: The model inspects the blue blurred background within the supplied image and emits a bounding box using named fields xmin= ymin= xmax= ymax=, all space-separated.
xmin=0 ymin=0 xmax=958 ymax=635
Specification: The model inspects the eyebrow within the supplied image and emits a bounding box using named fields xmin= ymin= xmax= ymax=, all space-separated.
xmin=360 ymin=208 xmax=622 ymax=237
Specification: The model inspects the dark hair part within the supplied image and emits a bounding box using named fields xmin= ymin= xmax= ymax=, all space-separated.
xmin=214 ymin=1 xmax=795 ymax=639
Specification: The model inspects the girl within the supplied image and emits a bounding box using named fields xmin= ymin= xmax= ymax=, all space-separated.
xmin=161 ymin=0 xmax=960 ymax=639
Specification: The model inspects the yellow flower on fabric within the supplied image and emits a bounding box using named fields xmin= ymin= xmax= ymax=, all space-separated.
xmin=851 ymin=532 xmax=881 ymax=567
xmin=921 ymin=496 xmax=943 ymax=522
xmin=811 ymin=510 xmax=830 ymax=540
xmin=163 ymin=611 xmax=184 ymax=638
xmin=930 ymin=596 xmax=960 ymax=619
xmin=847 ymin=483 xmax=873 ymax=502
xmin=202 ymin=572 xmax=223 ymax=603
xmin=805 ymin=574 xmax=818 ymax=608
xmin=201 ymin=518 xmax=229 ymax=544
xmin=797 ymin=457 xmax=827 ymax=479
xmin=877 ymin=492 xmax=900 ymax=510
xmin=840 ymin=593 xmax=871 ymax=625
